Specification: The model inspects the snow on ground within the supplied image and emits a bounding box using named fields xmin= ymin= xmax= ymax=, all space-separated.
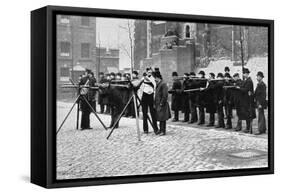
xmin=196 ymin=57 xmax=268 ymax=88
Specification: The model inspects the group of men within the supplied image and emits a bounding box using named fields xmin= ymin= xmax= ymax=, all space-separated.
xmin=169 ymin=66 xmax=267 ymax=135
xmin=77 ymin=66 xmax=267 ymax=136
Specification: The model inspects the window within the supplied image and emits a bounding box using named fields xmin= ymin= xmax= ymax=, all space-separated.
xmin=60 ymin=66 xmax=70 ymax=81
xmin=81 ymin=43 xmax=90 ymax=58
xmin=60 ymin=41 xmax=70 ymax=56
xmin=60 ymin=15 xmax=70 ymax=24
xmin=81 ymin=17 xmax=90 ymax=26
xmin=185 ymin=25 xmax=191 ymax=38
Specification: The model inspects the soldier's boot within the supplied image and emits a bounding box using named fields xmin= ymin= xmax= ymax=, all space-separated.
xmin=182 ymin=112 xmax=189 ymax=122
xmin=225 ymin=117 xmax=232 ymax=129
xmin=172 ymin=111 xmax=179 ymax=122
xmin=207 ymin=113 xmax=215 ymax=127
xmin=235 ymin=120 xmax=242 ymax=131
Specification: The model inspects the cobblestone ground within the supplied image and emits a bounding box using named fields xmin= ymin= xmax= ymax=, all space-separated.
xmin=56 ymin=101 xmax=268 ymax=180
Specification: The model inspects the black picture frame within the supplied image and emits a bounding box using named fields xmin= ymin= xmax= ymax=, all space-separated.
xmin=31 ymin=5 xmax=274 ymax=188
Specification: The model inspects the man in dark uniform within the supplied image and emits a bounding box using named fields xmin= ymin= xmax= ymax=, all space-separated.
xmin=215 ymin=73 xmax=225 ymax=128
xmin=154 ymin=71 xmax=171 ymax=135
xmin=204 ymin=72 xmax=216 ymax=127
xmin=197 ymin=70 xmax=206 ymax=125
xmin=188 ymin=72 xmax=198 ymax=124
xmin=254 ymin=71 xmax=267 ymax=135
xmin=79 ymin=69 xmax=92 ymax=130
xmin=169 ymin=72 xmax=182 ymax=122
xmin=224 ymin=73 xmax=234 ymax=129
xmin=181 ymin=73 xmax=190 ymax=122
xmin=232 ymin=73 xmax=244 ymax=131
xmin=238 ymin=68 xmax=256 ymax=133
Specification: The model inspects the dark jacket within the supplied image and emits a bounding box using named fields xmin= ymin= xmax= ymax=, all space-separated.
xmin=238 ymin=77 xmax=256 ymax=120
xmin=203 ymin=80 xmax=217 ymax=113
xmin=155 ymin=80 xmax=171 ymax=121
xmin=254 ymin=81 xmax=267 ymax=109
xmin=169 ymin=79 xmax=182 ymax=111
xmin=88 ymin=77 xmax=97 ymax=101
xmin=181 ymin=78 xmax=190 ymax=112
xmin=98 ymin=77 xmax=109 ymax=105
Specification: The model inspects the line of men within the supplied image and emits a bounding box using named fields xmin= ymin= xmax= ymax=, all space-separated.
xmin=169 ymin=66 xmax=267 ymax=135
xmin=77 ymin=66 xmax=267 ymax=136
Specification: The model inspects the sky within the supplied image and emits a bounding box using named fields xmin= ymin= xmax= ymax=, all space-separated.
xmin=96 ymin=17 xmax=135 ymax=70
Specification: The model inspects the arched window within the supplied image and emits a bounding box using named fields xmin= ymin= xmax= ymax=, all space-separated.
xmin=185 ymin=25 xmax=190 ymax=38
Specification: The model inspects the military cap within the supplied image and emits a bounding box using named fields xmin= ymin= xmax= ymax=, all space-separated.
xmin=198 ymin=70 xmax=205 ymax=76
xmin=110 ymin=72 xmax=116 ymax=76
xmin=132 ymin=70 xmax=138 ymax=76
xmin=257 ymin=71 xmax=264 ymax=78
xmin=99 ymin=72 xmax=104 ymax=75
xmin=172 ymin=71 xmax=178 ymax=76
xmin=184 ymin=73 xmax=190 ymax=77
xmin=224 ymin=66 xmax=230 ymax=72
xmin=224 ymin=73 xmax=231 ymax=78
xmin=209 ymin=72 xmax=215 ymax=78
xmin=217 ymin=73 xmax=224 ymax=78
xmin=146 ymin=67 xmax=152 ymax=71
xmin=116 ymin=72 xmax=122 ymax=77
xmin=233 ymin=73 xmax=239 ymax=77
xmin=154 ymin=71 xmax=162 ymax=79
xmin=242 ymin=68 xmax=250 ymax=74
xmin=154 ymin=67 xmax=160 ymax=72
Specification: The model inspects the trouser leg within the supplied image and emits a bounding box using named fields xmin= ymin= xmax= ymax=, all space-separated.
xmin=217 ymin=105 xmax=225 ymax=128
xmin=160 ymin=121 xmax=166 ymax=134
xmin=141 ymin=95 xmax=149 ymax=133
xmin=148 ymin=96 xmax=158 ymax=133
xmin=184 ymin=108 xmax=190 ymax=122
xmin=173 ymin=110 xmax=179 ymax=121
xmin=198 ymin=106 xmax=205 ymax=124
xmin=208 ymin=113 xmax=215 ymax=126
xmin=258 ymin=108 xmax=266 ymax=133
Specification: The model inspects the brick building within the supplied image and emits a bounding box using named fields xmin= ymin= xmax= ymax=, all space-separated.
xmin=96 ymin=47 xmax=120 ymax=74
xmin=56 ymin=15 xmax=96 ymax=84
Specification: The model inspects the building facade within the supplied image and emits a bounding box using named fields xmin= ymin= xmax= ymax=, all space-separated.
xmin=57 ymin=15 xmax=97 ymax=84
xmin=96 ymin=47 xmax=119 ymax=74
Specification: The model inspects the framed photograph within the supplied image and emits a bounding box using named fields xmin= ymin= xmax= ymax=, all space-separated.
xmin=31 ymin=5 xmax=274 ymax=188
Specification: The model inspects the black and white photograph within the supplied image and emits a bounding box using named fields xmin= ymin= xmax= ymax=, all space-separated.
xmin=55 ymin=14 xmax=271 ymax=180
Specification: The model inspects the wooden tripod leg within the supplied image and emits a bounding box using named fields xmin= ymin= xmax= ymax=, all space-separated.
xmin=57 ymin=95 xmax=81 ymax=135
xmin=82 ymin=95 xmax=108 ymax=130
xmin=106 ymin=95 xmax=134 ymax=140
xmin=76 ymin=102 xmax=80 ymax=130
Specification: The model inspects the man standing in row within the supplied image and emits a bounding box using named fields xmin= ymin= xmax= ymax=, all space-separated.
xmin=170 ymin=72 xmax=182 ymax=122
xmin=254 ymin=71 xmax=267 ymax=135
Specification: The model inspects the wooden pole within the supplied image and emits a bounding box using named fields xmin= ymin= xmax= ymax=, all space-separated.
xmin=128 ymin=20 xmax=141 ymax=141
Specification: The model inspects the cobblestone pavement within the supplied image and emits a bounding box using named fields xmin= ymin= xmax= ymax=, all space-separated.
xmin=56 ymin=101 xmax=268 ymax=180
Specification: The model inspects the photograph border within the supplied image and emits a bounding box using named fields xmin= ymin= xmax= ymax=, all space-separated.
xmin=31 ymin=5 xmax=274 ymax=188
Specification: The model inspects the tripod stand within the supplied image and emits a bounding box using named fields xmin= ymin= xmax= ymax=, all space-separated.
xmin=56 ymin=87 xmax=108 ymax=135
xmin=106 ymin=84 xmax=157 ymax=140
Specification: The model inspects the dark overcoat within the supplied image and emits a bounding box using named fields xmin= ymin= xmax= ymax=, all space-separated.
xmin=254 ymin=81 xmax=267 ymax=109
xmin=203 ymin=80 xmax=217 ymax=114
xmin=181 ymin=79 xmax=190 ymax=113
xmin=88 ymin=77 xmax=97 ymax=101
xmin=155 ymin=80 xmax=171 ymax=121
xmin=79 ymin=76 xmax=91 ymax=112
xmin=170 ymin=79 xmax=182 ymax=111
xmin=238 ymin=77 xmax=256 ymax=120
xmin=98 ymin=77 xmax=109 ymax=105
